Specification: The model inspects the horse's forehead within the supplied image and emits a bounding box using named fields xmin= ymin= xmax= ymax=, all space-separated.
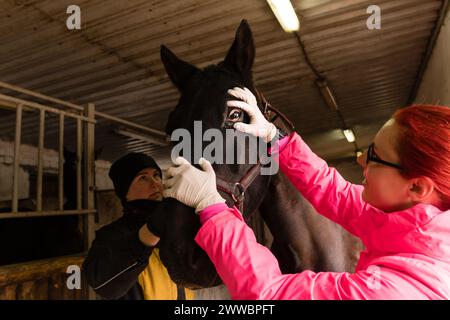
xmin=166 ymin=66 xmax=242 ymax=132
xmin=191 ymin=67 xmax=240 ymax=92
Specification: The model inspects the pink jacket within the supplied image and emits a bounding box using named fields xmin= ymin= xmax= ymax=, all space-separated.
xmin=195 ymin=133 xmax=450 ymax=299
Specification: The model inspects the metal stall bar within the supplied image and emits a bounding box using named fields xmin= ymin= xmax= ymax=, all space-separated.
xmin=36 ymin=109 xmax=45 ymax=212
xmin=0 ymin=92 xmax=94 ymax=217
xmin=96 ymin=111 xmax=168 ymax=143
xmin=0 ymin=209 xmax=96 ymax=219
xmin=83 ymin=103 xmax=96 ymax=249
xmin=12 ymin=104 xmax=23 ymax=213
xmin=83 ymin=103 xmax=97 ymax=300
xmin=0 ymin=93 xmax=94 ymax=124
xmin=59 ymin=114 xmax=64 ymax=211
xmin=76 ymin=118 xmax=82 ymax=211
xmin=0 ymin=81 xmax=84 ymax=112
xmin=0 ymin=82 xmax=167 ymax=150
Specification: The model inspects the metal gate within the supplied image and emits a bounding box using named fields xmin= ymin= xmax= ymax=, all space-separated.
xmin=0 ymin=81 xmax=96 ymax=299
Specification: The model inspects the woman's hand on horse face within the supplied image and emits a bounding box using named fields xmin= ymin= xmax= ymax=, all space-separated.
xmin=163 ymin=157 xmax=226 ymax=213
xmin=227 ymin=87 xmax=277 ymax=143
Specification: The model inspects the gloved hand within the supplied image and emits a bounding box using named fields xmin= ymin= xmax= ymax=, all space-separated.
xmin=227 ymin=87 xmax=277 ymax=143
xmin=163 ymin=157 xmax=226 ymax=213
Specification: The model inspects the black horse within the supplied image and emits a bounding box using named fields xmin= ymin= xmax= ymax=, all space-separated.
xmin=157 ymin=20 xmax=272 ymax=289
xmin=157 ymin=20 xmax=361 ymax=289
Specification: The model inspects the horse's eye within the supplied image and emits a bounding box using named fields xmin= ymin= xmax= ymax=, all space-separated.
xmin=228 ymin=109 xmax=242 ymax=121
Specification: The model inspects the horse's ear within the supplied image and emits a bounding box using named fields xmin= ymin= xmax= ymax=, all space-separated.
xmin=223 ymin=19 xmax=255 ymax=75
xmin=160 ymin=45 xmax=199 ymax=90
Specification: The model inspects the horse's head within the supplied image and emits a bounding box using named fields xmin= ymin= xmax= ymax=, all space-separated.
xmin=156 ymin=20 xmax=272 ymax=289
xmin=162 ymin=19 xmax=270 ymax=218
xmin=163 ymin=19 xmax=255 ymax=135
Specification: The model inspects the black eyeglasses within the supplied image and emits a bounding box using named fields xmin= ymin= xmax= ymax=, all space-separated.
xmin=366 ymin=143 xmax=403 ymax=170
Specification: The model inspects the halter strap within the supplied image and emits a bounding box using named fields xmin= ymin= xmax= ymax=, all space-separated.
xmin=215 ymin=89 xmax=294 ymax=215
xmin=215 ymin=161 xmax=261 ymax=215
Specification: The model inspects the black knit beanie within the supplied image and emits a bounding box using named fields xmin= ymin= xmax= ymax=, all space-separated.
xmin=108 ymin=153 xmax=162 ymax=203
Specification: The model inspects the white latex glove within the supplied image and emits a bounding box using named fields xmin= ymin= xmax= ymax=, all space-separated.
xmin=227 ymin=87 xmax=277 ymax=143
xmin=163 ymin=157 xmax=226 ymax=213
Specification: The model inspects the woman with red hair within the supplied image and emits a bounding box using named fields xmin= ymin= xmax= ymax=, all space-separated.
xmin=164 ymin=87 xmax=450 ymax=299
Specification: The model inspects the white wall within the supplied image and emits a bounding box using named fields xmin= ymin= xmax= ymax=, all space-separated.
xmin=415 ymin=7 xmax=450 ymax=105
xmin=0 ymin=139 xmax=114 ymax=204
xmin=0 ymin=164 xmax=29 ymax=202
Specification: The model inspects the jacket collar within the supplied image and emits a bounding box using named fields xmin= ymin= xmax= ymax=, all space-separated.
xmin=362 ymin=203 xmax=450 ymax=259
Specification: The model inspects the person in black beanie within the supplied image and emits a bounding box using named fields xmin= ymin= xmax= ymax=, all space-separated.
xmin=82 ymin=152 xmax=194 ymax=300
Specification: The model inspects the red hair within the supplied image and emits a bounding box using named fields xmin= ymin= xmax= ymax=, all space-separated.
xmin=393 ymin=105 xmax=450 ymax=210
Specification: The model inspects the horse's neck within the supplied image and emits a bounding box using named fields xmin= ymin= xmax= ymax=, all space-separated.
xmin=259 ymin=171 xmax=352 ymax=273
xmin=215 ymin=165 xmax=270 ymax=223
xmin=214 ymin=162 xmax=253 ymax=179
xmin=259 ymin=172 xmax=306 ymax=238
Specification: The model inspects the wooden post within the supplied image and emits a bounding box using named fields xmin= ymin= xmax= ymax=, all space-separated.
xmin=0 ymin=254 xmax=86 ymax=287
xmin=83 ymin=103 xmax=96 ymax=300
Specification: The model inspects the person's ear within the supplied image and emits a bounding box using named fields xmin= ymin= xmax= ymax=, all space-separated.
xmin=408 ymin=177 xmax=436 ymax=202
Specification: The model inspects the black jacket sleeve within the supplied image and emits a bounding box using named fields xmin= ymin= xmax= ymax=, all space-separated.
xmin=82 ymin=206 xmax=155 ymax=300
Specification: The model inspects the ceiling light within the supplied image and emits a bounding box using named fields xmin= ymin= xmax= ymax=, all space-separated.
xmin=342 ymin=129 xmax=356 ymax=143
xmin=356 ymin=150 xmax=363 ymax=158
xmin=316 ymin=80 xmax=339 ymax=111
xmin=267 ymin=0 xmax=300 ymax=32
xmin=114 ymin=127 xmax=169 ymax=147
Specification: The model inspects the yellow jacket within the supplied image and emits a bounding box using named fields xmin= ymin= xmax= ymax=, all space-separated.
xmin=138 ymin=248 xmax=195 ymax=300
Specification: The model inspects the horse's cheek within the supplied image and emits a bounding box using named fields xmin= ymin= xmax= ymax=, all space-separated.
xmin=158 ymin=203 xmax=220 ymax=288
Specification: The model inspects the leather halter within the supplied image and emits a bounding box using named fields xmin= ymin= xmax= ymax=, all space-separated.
xmin=215 ymin=162 xmax=262 ymax=215
xmin=259 ymin=91 xmax=295 ymax=136
xmin=214 ymin=89 xmax=294 ymax=215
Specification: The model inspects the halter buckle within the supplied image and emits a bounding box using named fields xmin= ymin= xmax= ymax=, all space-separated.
xmin=231 ymin=183 xmax=245 ymax=203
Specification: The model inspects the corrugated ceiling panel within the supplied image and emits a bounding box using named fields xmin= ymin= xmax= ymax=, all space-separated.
xmin=0 ymin=0 xmax=445 ymax=161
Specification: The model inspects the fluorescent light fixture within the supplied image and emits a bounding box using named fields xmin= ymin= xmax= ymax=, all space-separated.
xmin=114 ymin=127 xmax=169 ymax=147
xmin=316 ymin=80 xmax=339 ymax=111
xmin=342 ymin=129 xmax=356 ymax=143
xmin=267 ymin=0 xmax=300 ymax=32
